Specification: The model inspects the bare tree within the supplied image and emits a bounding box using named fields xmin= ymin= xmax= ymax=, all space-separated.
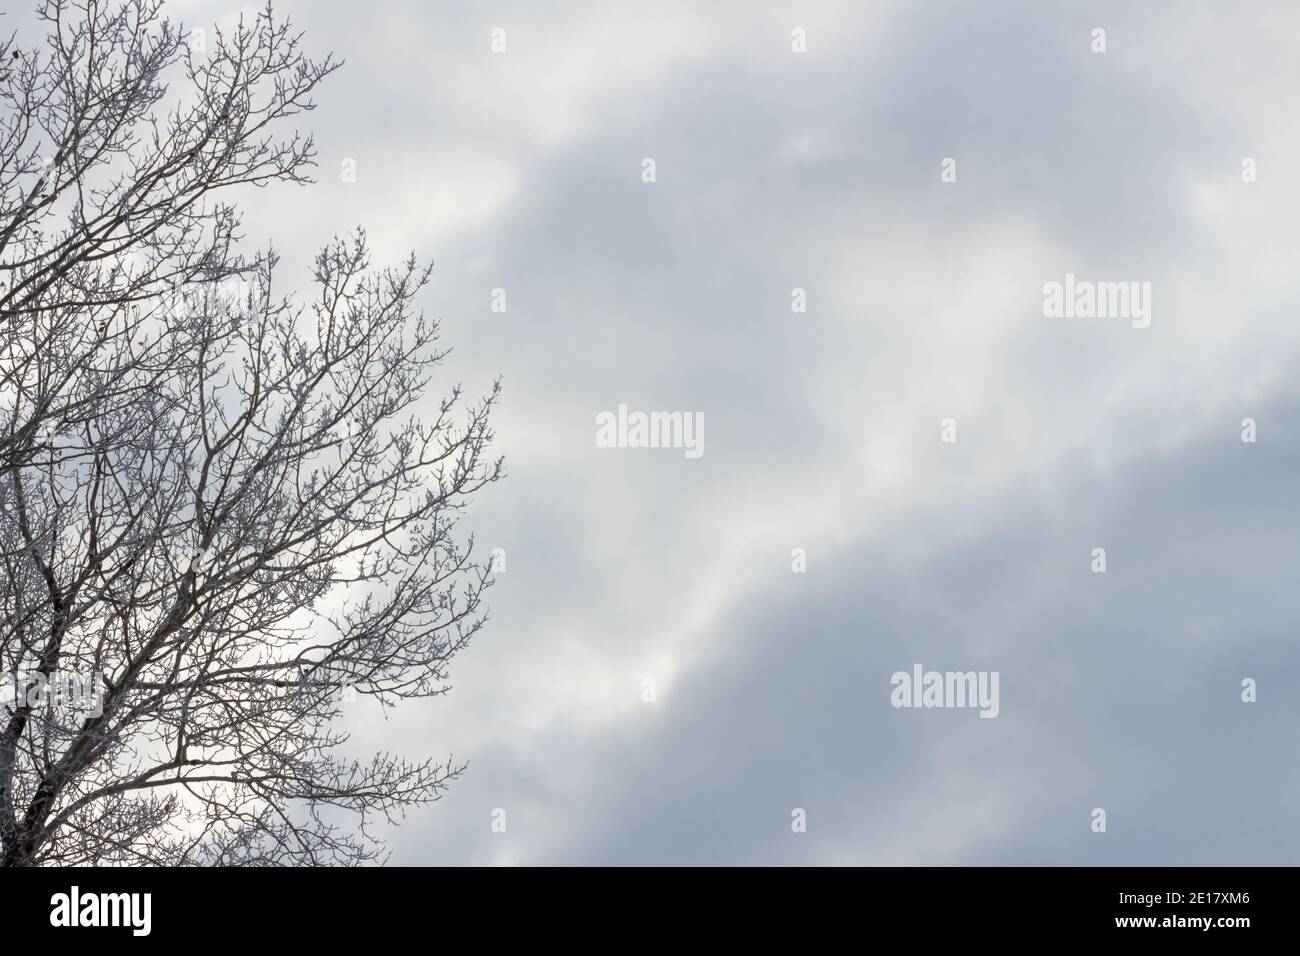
xmin=0 ymin=0 xmax=502 ymax=865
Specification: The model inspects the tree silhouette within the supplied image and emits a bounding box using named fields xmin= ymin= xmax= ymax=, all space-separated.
xmin=0 ymin=0 xmax=502 ymax=865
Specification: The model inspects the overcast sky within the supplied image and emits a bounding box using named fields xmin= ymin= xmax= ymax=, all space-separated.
xmin=174 ymin=0 xmax=1300 ymax=864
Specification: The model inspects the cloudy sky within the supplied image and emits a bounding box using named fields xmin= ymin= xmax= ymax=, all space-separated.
xmin=175 ymin=0 xmax=1300 ymax=864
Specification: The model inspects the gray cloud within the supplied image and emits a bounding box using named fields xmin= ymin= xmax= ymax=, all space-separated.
xmin=191 ymin=0 xmax=1300 ymax=863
